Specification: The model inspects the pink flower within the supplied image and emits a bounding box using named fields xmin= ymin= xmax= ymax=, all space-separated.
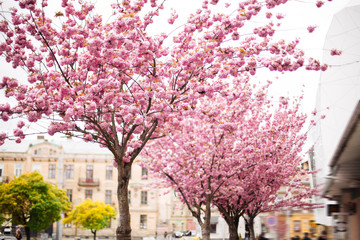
xmin=1 ymin=112 xmax=9 ymax=121
xmin=316 ymin=1 xmax=324 ymax=8
xmin=307 ymin=25 xmax=317 ymax=33
xmin=330 ymin=49 xmax=342 ymax=56
xmin=276 ymin=13 xmax=284 ymax=20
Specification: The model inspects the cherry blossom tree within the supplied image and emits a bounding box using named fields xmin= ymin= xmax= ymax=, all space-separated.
xmin=144 ymin=78 xmax=322 ymax=240
xmin=142 ymin=77 xmax=266 ymax=240
xmin=213 ymin=96 xmax=323 ymax=240
xmin=0 ymin=0 xmax=331 ymax=240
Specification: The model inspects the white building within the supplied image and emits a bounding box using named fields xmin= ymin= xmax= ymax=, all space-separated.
xmin=312 ymin=1 xmax=360 ymax=238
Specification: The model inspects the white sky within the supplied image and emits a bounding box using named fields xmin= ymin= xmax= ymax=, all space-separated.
xmin=0 ymin=0 xmax=349 ymax=140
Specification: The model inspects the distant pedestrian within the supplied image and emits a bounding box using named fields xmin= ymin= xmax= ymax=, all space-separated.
xmin=317 ymin=231 xmax=327 ymax=240
xmin=15 ymin=229 xmax=22 ymax=240
xmin=302 ymin=232 xmax=311 ymax=240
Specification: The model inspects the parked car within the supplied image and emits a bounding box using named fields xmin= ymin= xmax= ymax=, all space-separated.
xmin=172 ymin=231 xmax=183 ymax=238
xmin=0 ymin=227 xmax=16 ymax=240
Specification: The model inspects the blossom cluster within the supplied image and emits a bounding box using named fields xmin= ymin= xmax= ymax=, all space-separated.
xmin=0 ymin=0 xmax=332 ymax=161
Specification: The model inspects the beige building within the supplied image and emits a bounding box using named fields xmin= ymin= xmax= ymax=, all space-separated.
xmin=0 ymin=136 xmax=196 ymax=240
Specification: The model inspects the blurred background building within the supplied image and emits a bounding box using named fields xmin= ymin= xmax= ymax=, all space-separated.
xmin=0 ymin=136 xmax=250 ymax=240
xmin=312 ymin=1 xmax=360 ymax=239
xmin=0 ymin=136 xmax=195 ymax=240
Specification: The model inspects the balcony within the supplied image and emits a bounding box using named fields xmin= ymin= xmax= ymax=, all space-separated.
xmin=78 ymin=178 xmax=100 ymax=187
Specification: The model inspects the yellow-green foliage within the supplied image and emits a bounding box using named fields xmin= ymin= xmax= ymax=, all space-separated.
xmin=63 ymin=199 xmax=116 ymax=232
xmin=0 ymin=171 xmax=71 ymax=231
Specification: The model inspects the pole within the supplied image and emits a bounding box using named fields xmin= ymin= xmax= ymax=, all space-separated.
xmin=56 ymin=146 xmax=64 ymax=240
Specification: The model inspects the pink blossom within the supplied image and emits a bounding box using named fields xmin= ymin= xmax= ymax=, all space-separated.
xmin=0 ymin=1 xmax=335 ymax=236
xmin=330 ymin=49 xmax=342 ymax=56
xmin=276 ymin=13 xmax=284 ymax=19
xmin=307 ymin=25 xmax=317 ymax=33
xmin=316 ymin=1 xmax=324 ymax=8
xmin=1 ymin=112 xmax=9 ymax=121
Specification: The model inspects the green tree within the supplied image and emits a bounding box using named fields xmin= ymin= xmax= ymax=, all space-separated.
xmin=0 ymin=171 xmax=71 ymax=240
xmin=63 ymin=199 xmax=117 ymax=240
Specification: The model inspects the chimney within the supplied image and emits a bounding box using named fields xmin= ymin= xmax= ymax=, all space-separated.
xmin=37 ymin=135 xmax=45 ymax=140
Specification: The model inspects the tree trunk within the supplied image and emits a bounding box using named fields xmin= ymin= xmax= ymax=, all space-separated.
xmin=200 ymin=223 xmax=210 ymax=240
xmin=92 ymin=230 xmax=97 ymax=240
xmin=228 ymin=220 xmax=239 ymax=240
xmin=200 ymin=195 xmax=212 ymax=240
xmin=116 ymin=162 xmax=131 ymax=240
xmin=225 ymin=216 xmax=240 ymax=240
xmin=25 ymin=226 xmax=30 ymax=240
xmin=248 ymin=218 xmax=255 ymax=240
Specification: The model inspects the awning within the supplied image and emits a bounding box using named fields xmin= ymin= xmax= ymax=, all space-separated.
xmin=324 ymin=101 xmax=360 ymax=201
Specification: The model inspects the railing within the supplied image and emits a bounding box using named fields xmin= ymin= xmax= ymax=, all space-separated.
xmin=78 ymin=178 xmax=100 ymax=187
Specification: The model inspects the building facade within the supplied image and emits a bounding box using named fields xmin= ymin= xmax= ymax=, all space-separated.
xmin=2 ymin=137 xmax=250 ymax=240
xmin=0 ymin=137 xmax=176 ymax=239
xmin=312 ymin=1 xmax=360 ymax=239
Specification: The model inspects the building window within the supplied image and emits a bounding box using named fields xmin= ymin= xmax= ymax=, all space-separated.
xmin=48 ymin=164 xmax=56 ymax=179
xmin=65 ymin=165 xmax=74 ymax=179
xmin=105 ymin=190 xmax=112 ymax=204
xmin=141 ymin=167 xmax=148 ymax=179
xmin=141 ymin=191 xmax=147 ymax=205
xmin=140 ymin=215 xmax=147 ymax=229
xmin=49 ymin=149 xmax=56 ymax=155
xmin=0 ymin=163 xmax=3 ymax=182
xmin=293 ymin=220 xmax=301 ymax=233
xmin=34 ymin=149 xmax=41 ymax=155
xmin=67 ymin=189 xmax=73 ymax=202
xmin=85 ymin=189 xmax=93 ymax=199
xmin=86 ymin=165 xmax=93 ymax=183
xmin=210 ymin=217 xmax=218 ymax=233
xmin=128 ymin=190 xmax=131 ymax=204
xmin=106 ymin=166 xmax=113 ymax=180
xmin=210 ymin=223 xmax=217 ymax=233
xmin=14 ymin=163 xmax=22 ymax=177
xmin=32 ymin=163 xmax=41 ymax=172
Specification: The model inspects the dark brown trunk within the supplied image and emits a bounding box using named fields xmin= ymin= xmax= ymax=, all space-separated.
xmin=25 ymin=226 xmax=30 ymax=240
xmin=116 ymin=163 xmax=131 ymax=240
xmin=200 ymin=196 xmax=211 ymax=240
xmin=226 ymin=216 xmax=240 ymax=240
xmin=228 ymin=221 xmax=239 ymax=240
xmin=248 ymin=218 xmax=255 ymax=240
xmin=91 ymin=229 xmax=97 ymax=240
